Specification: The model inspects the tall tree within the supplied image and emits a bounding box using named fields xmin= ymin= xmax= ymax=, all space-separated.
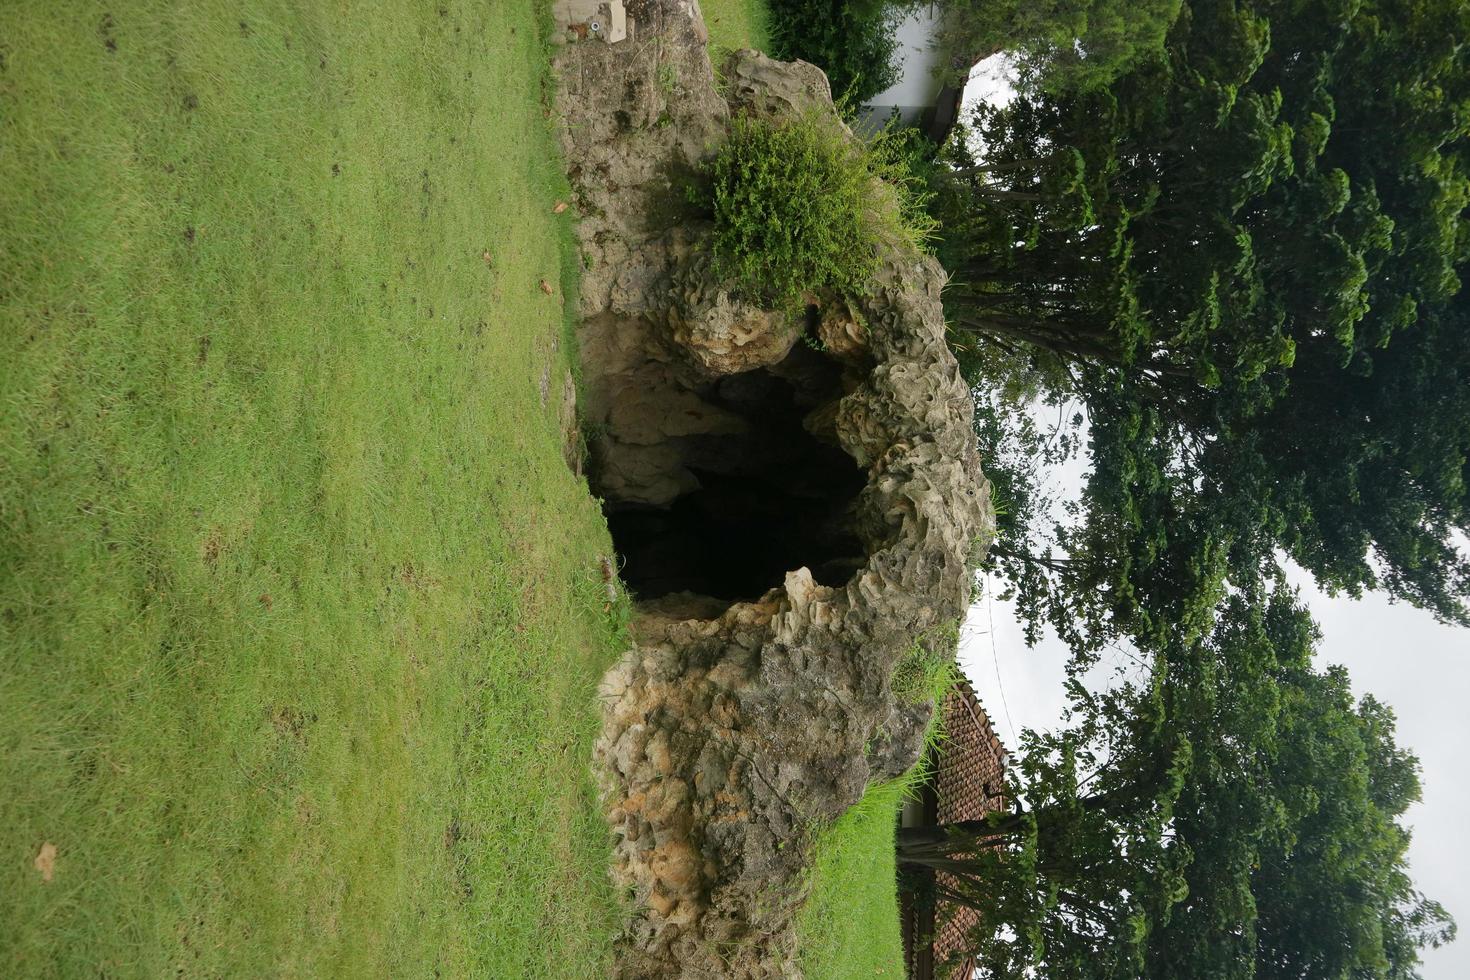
xmin=898 ymin=667 xmax=1192 ymax=977
xmin=1248 ymin=671 xmax=1456 ymax=979
xmin=935 ymin=0 xmax=1183 ymax=92
xmin=1142 ymin=593 xmax=1457 ymax=978
xmin=944 ymin=0 xmax=1470 ymax=640
xmin=899 ymin=592 xmax=1456 ymax=978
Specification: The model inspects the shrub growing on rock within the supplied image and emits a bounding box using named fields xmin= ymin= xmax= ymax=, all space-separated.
xmin=697 ymin=113 xmax=932 ymax=308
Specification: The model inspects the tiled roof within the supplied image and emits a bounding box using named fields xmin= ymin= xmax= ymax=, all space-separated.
xmin=935 ymin=676 xmax=1008 ymax=824
xmin=917 ymin=677 xmax=1010 ymax=980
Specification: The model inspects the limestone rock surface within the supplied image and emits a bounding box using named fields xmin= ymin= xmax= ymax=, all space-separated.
xmin=553 ymin=4 xmax=994 ymax=976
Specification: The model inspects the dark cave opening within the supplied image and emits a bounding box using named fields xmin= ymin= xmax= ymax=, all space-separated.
xmin=599 ymin=344 xmax=868 ymax=605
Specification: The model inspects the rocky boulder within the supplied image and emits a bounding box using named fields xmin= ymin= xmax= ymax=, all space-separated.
xmin=552 ymin=3 xmax=993 ymax=976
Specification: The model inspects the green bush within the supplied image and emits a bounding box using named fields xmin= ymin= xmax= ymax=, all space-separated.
xmin=891 ymin=621 xmax=962 ymax=705
xmin=935 ymin=0 xmax=1180 ymax=92
xmin=768 ymin=0 xmax=903 ymax=105
xmin=696 ymin=113 xmax=934 ymax=307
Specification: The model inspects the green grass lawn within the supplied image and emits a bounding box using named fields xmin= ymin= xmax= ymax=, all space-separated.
xmin=1 ymin=2 xmax=626 ymax=976
xmin=701 ymin=0 xmax=772 ymax=53
xmin=796 ymin=654 xmax=956 ymax=977
xmin=796 ymin=771 xmax=920 ymax=979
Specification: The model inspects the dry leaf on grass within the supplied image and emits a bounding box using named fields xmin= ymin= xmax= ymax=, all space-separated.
xmin=34 ymin=842 xmax=56 ymax=883
xmin=539 ymin=279 xmax=554 ymax=295
xmin=481 ymin=250 xmax=493 ymax=266
xmin=553 ymin=201 xmax=569 ymax=214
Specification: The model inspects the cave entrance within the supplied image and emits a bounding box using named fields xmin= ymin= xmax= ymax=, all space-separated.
xmin=598 ymin=343 xmax=867 ymax=607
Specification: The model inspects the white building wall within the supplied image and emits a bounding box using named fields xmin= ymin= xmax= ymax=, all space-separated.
xmin=854 ymin=4 xmax=946 ymax=134
xmin=865 ymin=3 xmax=946 ymax=109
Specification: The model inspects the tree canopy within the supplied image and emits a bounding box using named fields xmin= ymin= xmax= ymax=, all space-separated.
xmin=936 ymin=0 xmax=1182 ymax=92
xmin=898 ymin=0 xmax=1467 ymax=971
xmin=899 ymin=592 xmax=1456 ymax=978
xmin=938 ymin=0 xmax=1470 ymax=652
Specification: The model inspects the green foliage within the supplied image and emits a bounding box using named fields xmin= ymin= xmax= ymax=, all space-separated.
xmin=767 ymin=0 xmax=903 ymax=105
xmin=1147 ymin=595 xmax=1457 ymax=979
xmin=0 ymin=2 xmax=626 ymax=975
xmin=899 ymin=659 xmax=1190 ymax=978
xmin=945 ymin=0 xmax=1470 ymax=662
xmin=891 ymin=622 xmax=963 ymax=705
xmin=910 ymin=0 xmax=1466 ymax=972
xmin=901 ymin=591 xmax=1456 ymax=978
xmin=937 ymin=0 xmax=1182 ymax=92
xmin=696 ymin=113 xmax=933 ymax=307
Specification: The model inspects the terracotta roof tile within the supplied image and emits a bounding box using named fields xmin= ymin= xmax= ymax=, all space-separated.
xmin=931 ymin=677 xmax=1009 ymax=978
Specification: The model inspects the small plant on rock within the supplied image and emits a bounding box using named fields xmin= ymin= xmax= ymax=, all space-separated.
xmin=694 ymin=112 xmax=933 ymax=309
xmin=891 ymin=622 xmax=962 ymax=706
